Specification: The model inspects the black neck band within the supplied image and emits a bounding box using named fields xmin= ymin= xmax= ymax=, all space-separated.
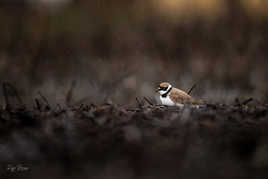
xmin=161 ymin=87 xmax=172 ymax=97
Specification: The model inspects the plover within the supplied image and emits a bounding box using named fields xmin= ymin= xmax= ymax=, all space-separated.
xmin=156 ymin=82 xmax=203 ymax=107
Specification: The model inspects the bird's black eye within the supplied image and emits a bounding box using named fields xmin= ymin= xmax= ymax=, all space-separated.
xmin=159 ymin=87 xmax=168 ymax=91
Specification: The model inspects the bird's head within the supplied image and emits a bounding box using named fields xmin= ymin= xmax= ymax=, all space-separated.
xmin=156 ymin=82 xmax=172 ymax=95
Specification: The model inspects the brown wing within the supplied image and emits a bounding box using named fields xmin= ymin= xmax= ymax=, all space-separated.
xmin=169 ymin=88 xmax=204 ymax=104
xmin=169 ymin=88 xmax=192 ymax=104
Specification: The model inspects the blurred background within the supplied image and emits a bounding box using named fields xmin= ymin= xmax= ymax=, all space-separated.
xmin=0 ymin=0 xmax=268 ymax=106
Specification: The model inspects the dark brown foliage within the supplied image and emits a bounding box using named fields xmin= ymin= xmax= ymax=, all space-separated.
xmin=0 ymin=94 xmax=268 ymax=179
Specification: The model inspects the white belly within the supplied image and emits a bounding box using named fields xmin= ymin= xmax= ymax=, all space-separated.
xmin=160 ymin=96 xmax=184 ymax=107
xmin=160 ymin=96 xmax=175 ymax=106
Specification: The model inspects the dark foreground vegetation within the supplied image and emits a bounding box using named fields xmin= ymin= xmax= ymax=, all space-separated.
xmin=1 ymin=84 xmax=268 ymax=179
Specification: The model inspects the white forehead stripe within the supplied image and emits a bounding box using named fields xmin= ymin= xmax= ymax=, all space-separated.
xmin=167 ymin=84 xmax=172 ymax=91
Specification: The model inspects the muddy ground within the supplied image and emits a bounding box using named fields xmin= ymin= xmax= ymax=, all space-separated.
xmin=1 ymin=92 xmax=268 ymax=179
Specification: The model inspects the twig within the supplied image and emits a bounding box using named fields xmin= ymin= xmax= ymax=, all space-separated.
xmin=187 ymin=84 xmax=197 ymax=95
xmin=66 ymin=80 xmax=76 ymax=105
xmin=79 ymin=104 xmax=84 ymax=111
xmin=57 ymin=104 xmax=62 ymax=111
xmin=242 ymin=98 xmax=253 ymax=105
xmin=38 ymin=91 xmax=50 ymax=110
xmin=144 ymin=97 xmax=154 ymax=106
xmin=126 ymin=108 xmax=141 ymax=112
xmin=38 ymin=91 xmax=49 ymax=105
xmin=2 ymin=82 xmax=24 ymax=110
xmin=234 ymin=98 xmax=240 ymax=106
xmin=2 ymin=83 xmax=10 ymax=110
xmin=155 ymin=104 xmax=165 ymax=107
xmin=136 ymin=97 xmax=143 ymax=108
xmin=35 ymin=98 xmax=41 ymax=111
xmin=7 ymin=83 xmax=23 ymax=105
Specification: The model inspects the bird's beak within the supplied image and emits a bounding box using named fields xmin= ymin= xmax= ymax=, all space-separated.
xmin=155 ymin=87 xmax=160 ymax=93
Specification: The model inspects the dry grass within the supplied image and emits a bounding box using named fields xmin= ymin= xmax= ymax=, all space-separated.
xmin=0 ymin=84 xmax=268 ymax=178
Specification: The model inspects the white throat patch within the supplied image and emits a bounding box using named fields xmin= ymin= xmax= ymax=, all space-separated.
xmin=159 ymin=84 xmax=173 ymax=106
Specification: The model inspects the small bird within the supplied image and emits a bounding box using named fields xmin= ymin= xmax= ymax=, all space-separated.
xmin=156 ymin=82 xmax=203 ymax=106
